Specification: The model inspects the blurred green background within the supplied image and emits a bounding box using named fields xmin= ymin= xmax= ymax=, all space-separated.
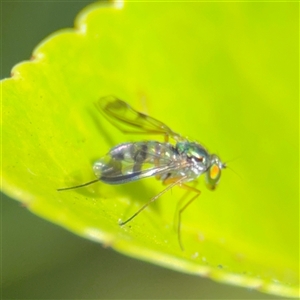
xmin=2 ymin=1 xmax=297 ymax=299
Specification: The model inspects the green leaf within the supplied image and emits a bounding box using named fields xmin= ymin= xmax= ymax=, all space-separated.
xmin=2 ymin=2 xmax=298 ymax=298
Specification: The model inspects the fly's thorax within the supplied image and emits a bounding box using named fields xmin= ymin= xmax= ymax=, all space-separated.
xmin=175 ymin=142 xmax=210 ymax=177
xmin=205 ymin=154 xmax=226 ymax=190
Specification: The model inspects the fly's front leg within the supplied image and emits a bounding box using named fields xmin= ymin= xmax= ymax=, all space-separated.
xmin=172 ymin=180 xmax=198 ymax=231
xmin=162 ymin=178 xmax=201 ymax=251
xmin=177 ymin=184 xmax=201 ymax=251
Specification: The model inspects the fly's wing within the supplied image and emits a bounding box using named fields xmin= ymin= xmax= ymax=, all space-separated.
xmin=93 ymin=142 xmax=183 ymax=185
xmin=95 ymin=96 xmax=183 ymax=141
xmin=99 ymin=162 xmax=175 ymax=185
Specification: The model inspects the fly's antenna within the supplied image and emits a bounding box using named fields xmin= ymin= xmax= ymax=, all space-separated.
xmin=223 ymin=155 xmax=243 ymax=181
xmin=57 ymin=179 xmax=100 ymax=191
xmin=226 ymin=165 xmax=243 ymax=181
xmin=223 ymin=155 xmax=242 ymax=165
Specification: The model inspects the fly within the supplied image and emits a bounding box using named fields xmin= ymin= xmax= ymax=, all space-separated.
xmin=57 ymin=96 xmax=226 ymax=250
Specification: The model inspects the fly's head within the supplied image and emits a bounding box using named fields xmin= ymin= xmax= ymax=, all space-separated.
xmin=176 ymin=142 xmax=226 ymax=188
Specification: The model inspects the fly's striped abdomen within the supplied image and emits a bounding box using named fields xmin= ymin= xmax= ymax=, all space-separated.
xmin=93 ymin=141 xmax=178 ymax=184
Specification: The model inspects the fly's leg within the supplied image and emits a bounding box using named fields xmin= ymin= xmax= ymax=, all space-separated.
xmin=119 ymin=176 xmax=186 ymax=226
xmin=163 ymin=177 xmax=201 ymax=251
xmin=172 ymin=180 xmax=198 ymax=231
xmin=57 ymin=179 xmax=100 ymax=191
xmin=176 ymin=184 xmax=201 ymax=251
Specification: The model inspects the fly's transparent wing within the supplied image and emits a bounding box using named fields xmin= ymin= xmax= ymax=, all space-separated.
xmin=97 ymin=161 xmax=174 ymax=185
xmin=95 ymin=96 xmax=183 ymax=141
xmin=93 ymin=141 xmax=183 ymax=184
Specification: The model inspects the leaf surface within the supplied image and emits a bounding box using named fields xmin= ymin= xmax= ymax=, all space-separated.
xmin=2 ymin=2 xmax=298 ymax=297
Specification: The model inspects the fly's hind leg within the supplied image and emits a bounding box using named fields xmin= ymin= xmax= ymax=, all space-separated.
xmin=119 ymin=177 xmax=187 ymax=226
